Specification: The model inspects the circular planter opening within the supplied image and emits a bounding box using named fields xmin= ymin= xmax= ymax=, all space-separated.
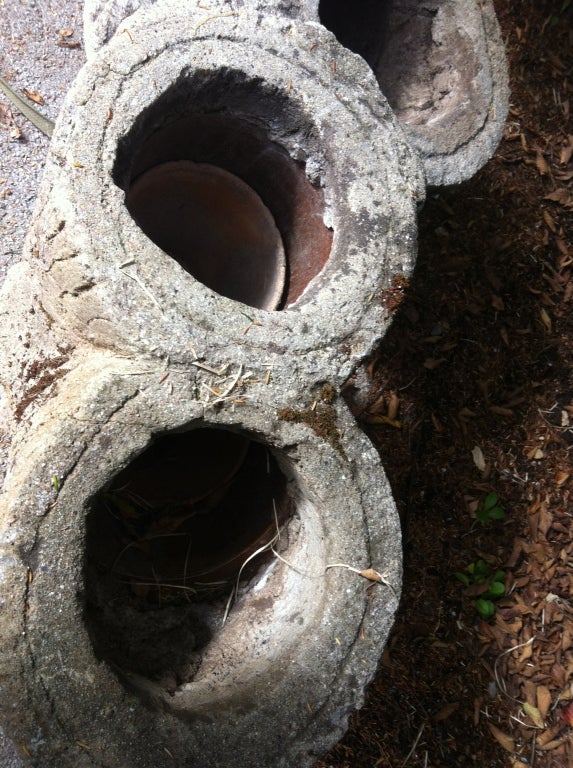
xmin=318 ymin=0 xmax=488 ymax=155
xmin=115 ymin=70 xmax=333 ymax=309
xmin=84 ymin=427 xmax=292 ymax=694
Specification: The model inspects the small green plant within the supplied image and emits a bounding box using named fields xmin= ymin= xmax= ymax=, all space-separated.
xmin=476 ymin=492 xmax=505 ymax=525
xmin=455 ymin=559 xmax=506 ymax=620
xmin=550 ymin=0 xmax=572 ymax=27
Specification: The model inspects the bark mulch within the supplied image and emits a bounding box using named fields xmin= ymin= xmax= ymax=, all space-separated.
xmin=315 ymin=1 xmax=573 ymax=766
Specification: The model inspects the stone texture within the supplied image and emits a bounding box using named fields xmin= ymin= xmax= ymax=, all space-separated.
xmin=0 ymin=0 xmax=509 ymax=763
xmin=83 ymin=0 xmax=509 ymax=186
xmin=0 ymin=4 xmax=416 ymax=766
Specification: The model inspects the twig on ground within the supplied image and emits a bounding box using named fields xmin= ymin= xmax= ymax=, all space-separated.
xmin=400 ymin=723 xmax=425 ymax=768
xmin=494 ymin=636 xmax=536 ymax=702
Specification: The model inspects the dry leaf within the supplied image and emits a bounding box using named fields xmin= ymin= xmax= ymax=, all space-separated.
xmin=543 ymin=210 xmax=557 ymax=232
xmin=472 ymin=445 xmax=486 ymax=472
xmin=536 ymin=151 xmax=551 ymax=176
xmin=363 ymin=414 xmax=401 ymax=429
xmin=523 ymin=679 xmax=537 ymax=706
xmin=423 ymin=357 xmax=446 ymax=370
xmin=537 ymin=723 xmax=564 ymax=747
xmin=537 ymin=685 xmax=552 ymax=719
xmin=518 ymin=641 xmax=534 ymax=662
xmin=367 ymin=392 xmax=387 ymax=415
xmin=537 ymin=735 xmax=568 ymax=751
xmin=527 ymin=445 xmax=543 ymax=460
xmin=57 ymin=40 xmax=81 ymax=48
xmin=545 ymin=188 xmax=573 ymax=206
xmin=561 ymin=701 xmax=573 ymax=725
xmin=489 ymin=405 xmax=514 ymax=417
xmin=359 ymin=568 xmax=383 ymax=583
xmin=387 ymin=391 xmax=400 ymax=421
xmin=22 ymin=88 xmax=44 ymax=105
xmin=556 ymin=238 xmax=572 ymax=258
xmin=58 ymin=28 xmax=74 ymax=37
xmin=523 ymin=701 xmax=544 ymax=728
xmin=0 ymin=103 xmax=13 ymax=128
xmin=540 ymin=307 xmax=552 ymax=332
xmin=434 ymin=702 xmax=459 ymax=721
xmin=431 ymin=413 xmax=444 ymax=432
xmin=561 ymin=144 xmax=573 ymax=165
xmin=488 ymin=724 xmax=514 ymax=752
xmin=491 ymin=294 xmax=505 ymax=311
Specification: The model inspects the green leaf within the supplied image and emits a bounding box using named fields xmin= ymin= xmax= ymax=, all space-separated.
xmin=476 ymin=599 xmax=496 ymax=620
xmin=477 ymin=493 xmax=505 ymax=524
xmin=484 ymin=581 xmax=505 ymax=599
xmin=488 ymin=505 xmax=505 ymax=520
xmin=474 ymin=560 xmax=489 ymax=578
xmin=455 ymin=572 xmax=470 ymax=586
xmin=493 ymin=570 xmax=505 ymax=583
xmin=483 ymin=492 xmax=499 ymax=511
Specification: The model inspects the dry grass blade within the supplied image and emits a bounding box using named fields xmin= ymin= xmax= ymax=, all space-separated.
xmin=222 ymin=529 xmax=280 ymax=626
xmin=399 ymin=723 xmax=425 ymax=768
xmin=118 ymin=261 xmax=163 ymax=311
xmin=494 ymin=637 xmax=536 ymax=702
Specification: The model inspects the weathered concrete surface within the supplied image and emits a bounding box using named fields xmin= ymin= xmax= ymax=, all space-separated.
xmin=24 ymin=3 xmax=423 ymax=381
xmin=83 ymin=0 xmax=509 ymax=186
xmin=375 ymin=0 xmax=509 ymax=185
xmin=0 ymin=0 xmax=510 ymax=763
xmin=0 ymin=4 xmax=417 ymax=766
xmin=0 ymin=345 xmax=401 ymax=767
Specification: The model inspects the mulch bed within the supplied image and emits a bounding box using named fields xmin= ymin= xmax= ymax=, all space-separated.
xmin=315 ymin=1 xmax=573 ymax=766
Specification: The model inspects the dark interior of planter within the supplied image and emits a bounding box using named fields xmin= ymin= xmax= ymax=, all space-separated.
xmin=114 ymin=70 xmax=333 ymax=309
xmin=318 ymin=0 xmax=390 ymax=71
xmin=318 ymin=0 xmax=476 ymax=142
xmin=83 ymin=427 xmax=292 ymax=691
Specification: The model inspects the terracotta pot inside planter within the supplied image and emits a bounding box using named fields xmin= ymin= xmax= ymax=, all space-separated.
xmin=115 ymin=82 xmax=334 ymax=310
xmin=126 ymin=161 xmax=287 ymax=310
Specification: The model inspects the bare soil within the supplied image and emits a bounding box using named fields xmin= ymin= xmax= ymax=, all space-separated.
xmin=315 ymin=1 xmax=573 ymax=766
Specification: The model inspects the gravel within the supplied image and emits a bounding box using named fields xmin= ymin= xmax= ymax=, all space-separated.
xmin=0 ymin=1 xmax=85 ymax=763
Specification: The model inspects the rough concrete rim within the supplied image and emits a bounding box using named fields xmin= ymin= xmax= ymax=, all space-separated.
xmin=27 ymin=3 xmax=423 ymax=382
xmin=412 ymin=0 xmax=509 ymax=186
xmin=0 ymin=348 xmax=401 ymax=767
xmin=82 ymin=0 xmax=509 ymax=187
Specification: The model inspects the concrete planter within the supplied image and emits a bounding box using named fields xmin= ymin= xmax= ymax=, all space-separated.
xmin=0 ymin=4 xmax=426 ymax=766
xmin=0 ymin=0 xmax=509 ymax=764
xmin=0 ymin=358 xmax=400 ymax=767
xmin=84 ymin=0 xmax=509 ymax=186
